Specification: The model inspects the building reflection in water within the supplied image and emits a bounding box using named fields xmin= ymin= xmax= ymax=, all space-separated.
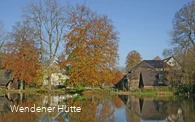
xmin=119 ymin=95 xmax=186 ymax=122
xmin=0 ymin=92 xmax=21 ymax=114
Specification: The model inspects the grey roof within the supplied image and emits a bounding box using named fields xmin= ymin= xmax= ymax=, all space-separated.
xmin=128 ymin=60 xmax=165 ymax=74
xmin=128 ymin=61 xmax=154 ymax=74
xmin=143 ymin=60 xmax=165 ymax=69
xmin=128 ymin=56 xmax=180 ymax=75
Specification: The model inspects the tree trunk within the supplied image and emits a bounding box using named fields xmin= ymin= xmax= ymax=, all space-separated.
xmin=20 ymin=92 xmax=23 ymax=103
xmin=20 ymin=81 xmax=25 ymax=90
xmin=48 ymin=75 xmax=52 ymax=90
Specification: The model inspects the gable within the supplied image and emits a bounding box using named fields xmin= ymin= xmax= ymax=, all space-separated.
xmin=139 ymin=61 xmax=156 ymax=69
xmin=127 ymin=61 xmax=156 ymax=80
xmin=164 ymin=57 xmax=180 ymax=67
xmin=128 ymin=61 xmax=155 ymax=73
xmin=141 ymin=71 xmax=157 ymax=86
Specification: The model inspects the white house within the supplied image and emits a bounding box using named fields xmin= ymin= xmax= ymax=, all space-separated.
xmin=43 ymin=73 xmax=69 ymax=86
xmin=43 ymin=61 xmax=69 ymax=86
xmin=164 ymin=56 xmax=181 ymax=68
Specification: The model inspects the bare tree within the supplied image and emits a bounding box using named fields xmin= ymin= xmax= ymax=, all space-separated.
xmin=23 ymin=0 xmax=69 ymax=62
xmin=0 ymin=20 xmax=6 ymax=68
xmin=22 ymin=0 xmax=69 ymax=89
xmin=170 ymin=1 xmax=195 ymax=55
xmin=164 ymin=1 xmax=195 ymax=85
xmin=0 ymin=20 xmax=7 ymax=49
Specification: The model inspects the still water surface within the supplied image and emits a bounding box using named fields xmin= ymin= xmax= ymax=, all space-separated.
xmin=0 ymin=92 xmax=194 ymax=122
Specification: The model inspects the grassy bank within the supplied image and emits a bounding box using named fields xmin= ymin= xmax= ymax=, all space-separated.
xmin=0 ymin=87 xmax=175 ymax=97
xmin=132 ymin=90 xmax=173 ymax=96
xmin=0 ymin=88 xmax=66 ymax=95
xmin=0 ymin=87 xmax=100 ymax=95
xmin=111 ymin=87 xmax=174 ymax=97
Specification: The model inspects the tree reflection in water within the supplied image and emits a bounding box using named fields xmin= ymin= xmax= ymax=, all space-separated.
xmin=67 ymin=95 xmax=116 ymax=122
xmin=0 ymin=93 xmax=195 ymax=122
xmin=0 ymin=93 xmax=117 ymax=122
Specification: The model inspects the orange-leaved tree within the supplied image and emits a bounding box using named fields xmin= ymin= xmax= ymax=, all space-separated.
xmin=2 ymin=22 xmax=40 ymax=90
xmin=63 ymin=4 xmax=119 ymax=86
xmin=111 ymin=71 xmax=123 ymax=85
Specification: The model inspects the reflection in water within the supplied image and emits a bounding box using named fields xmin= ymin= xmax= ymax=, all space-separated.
xmin=119 ymin=95 xmax=195 ymax=122
xmin=0 ymin=93 xmax=195 ymax=122
xmin=42 ymin=94 xmax=79 ymax=106
xmin=0 ymin=93 xmax=117 ymax=122
xmin=120 ymin=95 xmax=168 ymax=121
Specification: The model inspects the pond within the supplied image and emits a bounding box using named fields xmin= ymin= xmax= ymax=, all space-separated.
xmin=0 ymin=92 xmax=195 ymax=122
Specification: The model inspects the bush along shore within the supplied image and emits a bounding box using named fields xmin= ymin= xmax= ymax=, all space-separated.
xmin=1 ymin=84 xmax=195 ymax=97
xmin=111 ymin=85 xmax=195 ymax=96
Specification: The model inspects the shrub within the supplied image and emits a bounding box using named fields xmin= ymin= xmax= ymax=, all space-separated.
xmin=174 ymin=84 xmax=195 ymax=95
xmin=70 ymin=85 xmax=85 ymax=93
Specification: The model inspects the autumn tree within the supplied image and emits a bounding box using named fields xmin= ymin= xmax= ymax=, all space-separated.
xmin=125 ymin=50 xmax=142 ymax=72
xmin=22 ymin=0 xmax=69 ymax=89
xmin=111 ymin=70 xmax=123 ymax=85
xmin=2 ymin=21 xmax=40 ymax=90
xmin=63 ymin=4 xmax=119 ymax=86
xmin=153 ymin=56 xmax=161 ymax=60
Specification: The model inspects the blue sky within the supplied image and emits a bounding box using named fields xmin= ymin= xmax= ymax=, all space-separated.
xmin=0 ymin=0 xmax=191 ymax=67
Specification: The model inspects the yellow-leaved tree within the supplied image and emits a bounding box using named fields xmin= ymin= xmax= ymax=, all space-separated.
xmin=62 ymin=4 xmax=119 ymax=87
xmin=125 ymin=50 xmax=142 ymax=72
